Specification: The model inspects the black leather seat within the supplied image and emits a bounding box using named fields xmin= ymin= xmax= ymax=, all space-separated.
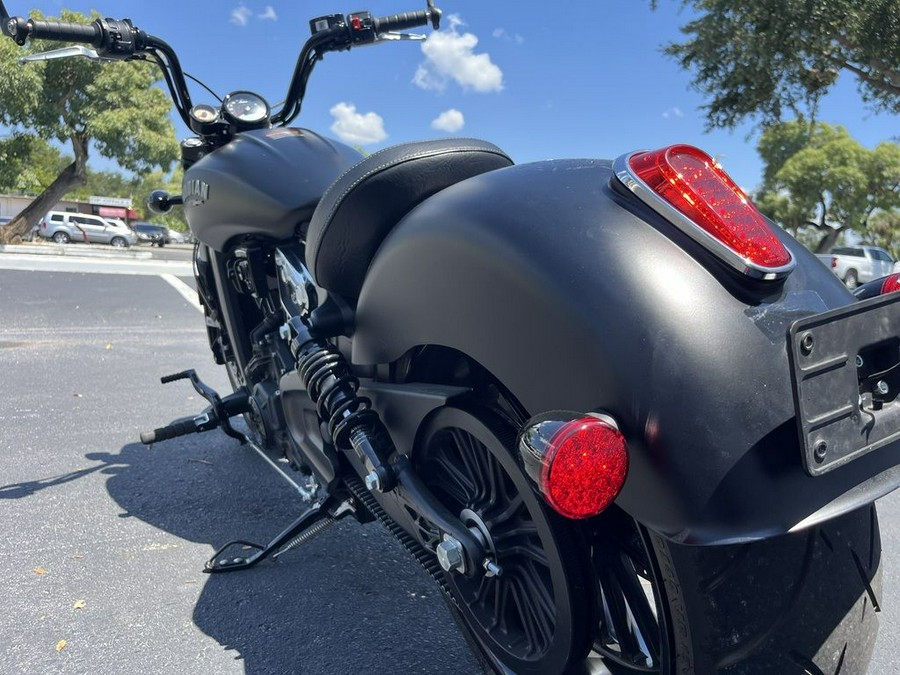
xmin=305 ymin=138 xmax=513 ymax=300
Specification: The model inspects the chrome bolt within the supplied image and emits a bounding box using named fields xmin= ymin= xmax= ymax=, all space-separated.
xmin=876 ymin=380 xmax=890 ymax=395
xmin=800 ymin=333 xmax=814 ymax=355
xmin=279 ymin=323 xmax=291 ymax=341
xmin=436 ymin=536 xmax=466 ymax=574
xmin=482 ymin=558 xmax=503 ymax=578
xmin=364 ymin=471 xmax=382 ymax=492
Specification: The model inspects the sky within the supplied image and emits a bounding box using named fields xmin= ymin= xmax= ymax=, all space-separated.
xmin=20 ymin=0 xmax=900 ymax=192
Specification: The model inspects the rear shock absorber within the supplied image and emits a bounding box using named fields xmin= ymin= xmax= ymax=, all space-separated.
xmin=288 ymin=316 xmax=396 ymax=492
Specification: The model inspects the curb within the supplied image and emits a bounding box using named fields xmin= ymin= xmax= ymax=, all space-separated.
xmin=0 ymin=243 xmax=153 ymax=260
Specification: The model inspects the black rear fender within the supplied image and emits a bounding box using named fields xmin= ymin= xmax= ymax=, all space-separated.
xmin=351 ymin=159 xmax=900 ymax=544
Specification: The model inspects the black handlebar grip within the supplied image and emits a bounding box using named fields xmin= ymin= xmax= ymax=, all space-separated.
xmin=140 ymin=418 xmax=197 ymax=444
xmin=373 ymin=10 xmax=428 ymax=33
xmin=26 ymin=18 xmax=102 ymax=45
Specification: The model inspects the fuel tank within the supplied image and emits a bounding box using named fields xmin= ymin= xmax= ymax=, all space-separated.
xmin=184 ymin=128 xmax=362 ymax=251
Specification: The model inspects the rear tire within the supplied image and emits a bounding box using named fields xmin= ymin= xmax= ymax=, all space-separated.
xmin=652 ymin=504 xmax=881 ymax=673
xmin=52 ymin=231 xmax=70 ymax=244
xmin=844 ymin=269 xmax=859 ymax=289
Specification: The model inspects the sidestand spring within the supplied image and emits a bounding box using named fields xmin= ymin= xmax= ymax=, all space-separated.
xmin=272 ymin=516 xmax=338 ymax=559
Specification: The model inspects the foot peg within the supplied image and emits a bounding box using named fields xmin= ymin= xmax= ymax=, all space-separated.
xmin=203 ymin=498 xmax=355 ymax=573
xmin=139 ymin=369 xmax=251 ymax=445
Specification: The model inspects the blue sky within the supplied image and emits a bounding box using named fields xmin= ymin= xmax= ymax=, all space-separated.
xmin=26 ymin=0 xmax=900 ymax=191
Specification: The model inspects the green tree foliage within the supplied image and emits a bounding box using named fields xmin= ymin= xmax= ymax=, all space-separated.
xmin=866 ymin=209 xmax=900 ymax=259
xmin=756 ymin=120 xmax=900 ymax=252
xmin=0 ymin=9 xmax=178 ymax=242
xmin=0 ymin=134 xmax=67 ymax=195
xmin=658 ymin=0 xmax=900 ymax=129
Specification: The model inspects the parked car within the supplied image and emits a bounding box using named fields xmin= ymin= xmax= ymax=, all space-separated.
xmin=816 ymin=245 xmax=895 ymax=289
xmin=133 ymin=221 xmax=169 ymax=246
xmin=166 ymin=228 xmax=188 ymax=244
xmin=39 ymin=211 xmax=137 ymax=247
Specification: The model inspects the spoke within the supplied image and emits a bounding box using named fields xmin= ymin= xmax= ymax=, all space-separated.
xmin=485 ymin=493 xmax=524 ymax=529
xmin=612 ymin=552 xmax=660 ymax=662
xmin=492 ymin=519 xmax=539 ymax=543
xmin=501 ymin=541 xmax=549 ymax=567
xmin=433 ymin=447 xmax=476 ymax=506
xmin=595 ymin=552 xmax=644 ymax=662
xmin=510 ymin=574 xmax=553 ymax=654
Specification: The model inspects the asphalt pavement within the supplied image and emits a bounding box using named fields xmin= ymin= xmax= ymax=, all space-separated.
xmin=2 ymin=247 xmax=900 ymax=674
xmin=0 ymin=257 xmax=479 ymax=675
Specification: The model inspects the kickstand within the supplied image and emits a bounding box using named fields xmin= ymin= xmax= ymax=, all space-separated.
xmin=203 ymin=497 xmax=352 ymax=573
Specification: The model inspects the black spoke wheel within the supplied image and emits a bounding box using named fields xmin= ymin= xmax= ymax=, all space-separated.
xmin=589 ymin=509 xmax=671 ymax=673
xmin=416 ymin=406 xmax=594 ymax=675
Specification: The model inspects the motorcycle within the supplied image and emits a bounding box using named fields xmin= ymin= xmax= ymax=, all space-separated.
xmin=5 ymin=3 xmax=900 ymax=672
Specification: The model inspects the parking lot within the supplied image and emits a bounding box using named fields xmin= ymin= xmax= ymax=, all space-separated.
xmin=2 ymin=249 xmax=900 ymax=674
xmin=0 ymin=255 xmax=478 ymax=675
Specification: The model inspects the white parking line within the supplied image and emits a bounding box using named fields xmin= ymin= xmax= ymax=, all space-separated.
xmin=160 ymin=273 xmax=203 ymax=313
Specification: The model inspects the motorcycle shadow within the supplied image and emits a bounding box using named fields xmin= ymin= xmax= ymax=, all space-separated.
xmin=97 ymin=433 xmax=477 ymax=675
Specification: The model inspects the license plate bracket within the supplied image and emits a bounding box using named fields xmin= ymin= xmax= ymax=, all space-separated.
xmin=788 ymin=292 xmax=900 ymax=476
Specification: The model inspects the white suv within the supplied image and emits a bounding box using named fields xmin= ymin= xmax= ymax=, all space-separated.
xmin=39 ymin=211 xmax=138 ymax=247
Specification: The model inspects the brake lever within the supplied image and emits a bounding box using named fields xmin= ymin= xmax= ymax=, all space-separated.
xmin=378 ymin=31 xmax=427 ymax=42
xmin=18 ymin=45 xmax=102 ymax=64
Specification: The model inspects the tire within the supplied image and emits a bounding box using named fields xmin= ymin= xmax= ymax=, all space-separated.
xmin=52 ymin=231 xmax=70 ymax=244
xmin=844 ymin=269 xmax=859 ymax=289
xmin=416 ymin=404 xmax=882 ymax=674
xmin=110 ymin=236 xmax=127 ymax=248
xmin=650 ymin=504 xmax=881 ymax=674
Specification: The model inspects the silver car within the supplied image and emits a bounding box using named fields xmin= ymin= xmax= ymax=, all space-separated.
xmin=39 ymin=211 xmax=138 ymax=247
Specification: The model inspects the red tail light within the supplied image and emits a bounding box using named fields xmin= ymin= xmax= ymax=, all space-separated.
xmin=882 ymin=274 xmax=900 ymax=295
xmin=518 ymin=412 xmax=628 ymax=519
xmin=614 ymin=144 xmax=794 ymax=281
xmin=831 ymin=257 xmax=838 ymax=269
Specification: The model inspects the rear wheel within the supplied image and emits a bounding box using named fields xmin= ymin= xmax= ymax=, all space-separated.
xmin=52 ymin=231 xmax=70 ymax=244
xmin=844 ymin=269 xmax=859 ymax=289
xmin=416 ymin=406 xmax=594 ymax=675
xmin=414 ymin=408 xmax=881 ymax=674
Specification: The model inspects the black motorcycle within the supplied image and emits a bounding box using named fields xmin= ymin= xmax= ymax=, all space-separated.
xmin=6 ymin=3 xmax=900 ymax=672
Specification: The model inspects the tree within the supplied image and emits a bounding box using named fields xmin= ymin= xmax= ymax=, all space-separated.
xmin=756 ymin=120 xmax=900 ymax=251
xmin=0 ymin=10 xmax=178 ymax=243
xmin=658 ymin=0 xmax=900 ymax=129
xmin=866 ymin=209 xmax=900 ymax=259
xmin=0 ymin=134 xmax=67 ymax=195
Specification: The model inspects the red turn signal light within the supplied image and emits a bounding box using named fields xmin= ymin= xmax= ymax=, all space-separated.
xmin=518 ymin=412 xmax=628 ymax=519
xmin=614 ymin=144 xmax=794 ymax=281
xmin=882 ymin=274 xmax=900 ymax=295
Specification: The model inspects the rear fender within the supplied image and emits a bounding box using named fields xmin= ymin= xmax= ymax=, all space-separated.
xmin=351 ymin=159 xmax=900 ymax=544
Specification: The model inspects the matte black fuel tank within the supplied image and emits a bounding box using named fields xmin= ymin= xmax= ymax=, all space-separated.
xmin=184 ymin=128 xmax=362 ymax=251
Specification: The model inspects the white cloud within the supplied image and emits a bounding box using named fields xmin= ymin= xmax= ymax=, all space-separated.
xmin=230 ymin=5 xmax=251 ymax=26
xmin=329 ymin=102 xmax=387 ymax=145
xmin=259 ymin=6 xmax=277 ymax=21
xmin=662 ymin=106 xmax=684 ymax=119
xmin=431 ymin=109 xmax=465 ymax=133
xmin=492 ymin=27 xmax=524 ymax=45
xmin=414 ymin=14 xmax=503 ymax=93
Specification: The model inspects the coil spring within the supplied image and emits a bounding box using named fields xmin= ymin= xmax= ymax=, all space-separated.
xmin=294 ymin=335 xmax=376 ymax=447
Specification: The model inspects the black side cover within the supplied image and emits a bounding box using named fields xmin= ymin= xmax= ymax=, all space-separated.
xmin=305 ymin=138 xmax=512 ymax=300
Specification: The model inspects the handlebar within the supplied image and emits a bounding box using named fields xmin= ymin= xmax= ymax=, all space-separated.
xmin=1 ymin=2 xmax=441 ymax=129
xmin=9 ymin=17 xmax=101 ymax=45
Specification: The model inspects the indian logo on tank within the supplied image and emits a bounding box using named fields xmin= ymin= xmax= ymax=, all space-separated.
xmin=184 ymin=179 xmax=209 ymax=207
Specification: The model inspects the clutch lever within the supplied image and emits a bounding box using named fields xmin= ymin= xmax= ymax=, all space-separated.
xmin=18 ymin=45 xmax=102 ymax=64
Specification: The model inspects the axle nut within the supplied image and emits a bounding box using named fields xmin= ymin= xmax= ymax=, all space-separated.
xmin=436 ymin=536 xmax=466 ymax=574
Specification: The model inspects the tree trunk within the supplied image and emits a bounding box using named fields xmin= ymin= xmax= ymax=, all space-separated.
xmin=0 ymin=135 xmax=88 ymax=245
xmin=814 ymin=225 xmax=843 ymax=253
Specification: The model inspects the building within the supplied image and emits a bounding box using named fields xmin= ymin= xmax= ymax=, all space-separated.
xmin=0 ymin=193 xmax=139 ymax=221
